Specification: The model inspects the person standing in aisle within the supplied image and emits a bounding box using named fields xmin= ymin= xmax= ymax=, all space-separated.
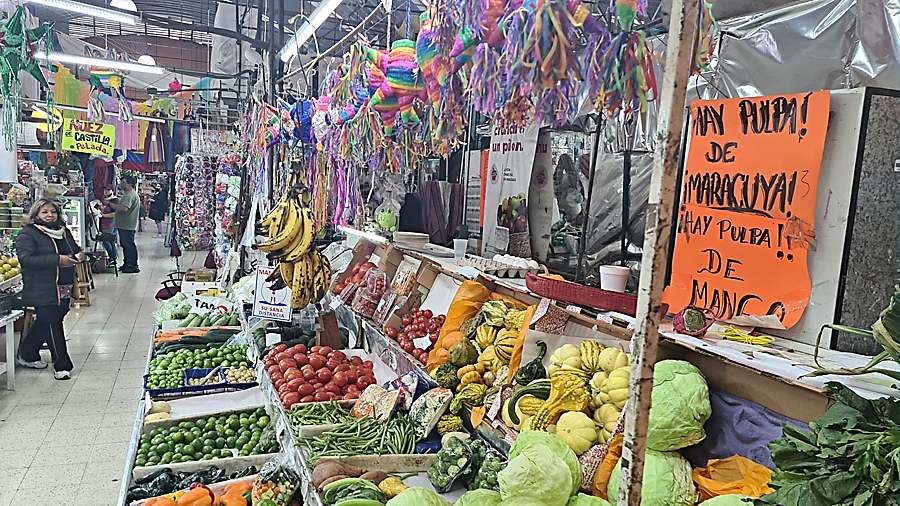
xmin=148 ymin=182 xmax=169 ymax=237
xmin=107 ymin=174 xmax=140 ymax=273
xmin=15 ymin=199 xmax=81 ymax=380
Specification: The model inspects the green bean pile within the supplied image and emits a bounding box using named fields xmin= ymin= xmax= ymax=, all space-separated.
xmin=299 ymin=415 xmax=417 ymax=460
xmin=286 ymin=401 xmax=353 ymax=428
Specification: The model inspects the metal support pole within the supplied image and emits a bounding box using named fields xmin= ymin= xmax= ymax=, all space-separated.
xmin=621 ymin=149 xmax=631 ymax=265
xmin=618 ymin=0 xmax=698 ymax=504
xmin=576 ymin=117 xmax=601 ymax=283
xmin=266 ymin=0 xmax=276 ymax=199
xmin=278 ymin=0 xmax=285 ymax=95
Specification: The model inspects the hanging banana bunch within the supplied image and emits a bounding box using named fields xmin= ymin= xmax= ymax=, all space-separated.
xmin=258 ymin=186 xmax=332 ymax=309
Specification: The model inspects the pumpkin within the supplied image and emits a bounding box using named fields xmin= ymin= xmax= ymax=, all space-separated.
xmin=556 ymin=411 xmax=598 ymax=455
xmin=442 ymin=331 xmax=466 ymax=350
xmin=449 ymin=339 xmax=478 ymax=366
xmin=145 ymin=498 xmax=177 ymax=506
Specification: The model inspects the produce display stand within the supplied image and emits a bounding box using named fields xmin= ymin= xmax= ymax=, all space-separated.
xmin=116 ymin=329 xmax=157 ymax=506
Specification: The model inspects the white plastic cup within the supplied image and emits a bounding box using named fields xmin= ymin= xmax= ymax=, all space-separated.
xmin=453 ymin=238 xmax=468 ymax=259
xmin=599 ymin=265 xmax=630 ymax=293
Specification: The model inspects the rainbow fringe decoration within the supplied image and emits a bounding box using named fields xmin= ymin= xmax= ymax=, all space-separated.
xmin=367 ymin=39 xmax=423 ymax=135
xmin=416 ymin=11 xmax=442 ymax=107
xmin=469 ymin=43 xmax=503 ymax=115
xmin=695 ymin=0 xmax=718 ymax=73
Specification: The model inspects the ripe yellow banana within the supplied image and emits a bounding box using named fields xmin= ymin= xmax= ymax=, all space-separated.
xmin=259 ymin=198 xmax=300 ymax=252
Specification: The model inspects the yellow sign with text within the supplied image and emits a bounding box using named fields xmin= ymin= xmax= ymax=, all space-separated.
xmin=61 ymin=119 xmax=116 ymax=157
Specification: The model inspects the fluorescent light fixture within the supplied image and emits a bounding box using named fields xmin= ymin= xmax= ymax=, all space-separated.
xmin=137 ymin=54 xmax=157 ymax=66
xmin=109 ymin=0 xmax=137 ymax=11
xmin=36 ymin=51 xmax=165 ymax=74
xmin=25 ymin=0 xmax=139 ymax=24
xmin=279 ymin=0 xmax=345 ymax=63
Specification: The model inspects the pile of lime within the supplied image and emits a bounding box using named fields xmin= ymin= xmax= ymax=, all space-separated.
xmin=147 ymin=369 xmax=185 ymax=389
xmin=135 ymin=408 xmax=277 ymax=467
xmin=149 ymin=345 xmax=251 ymax=376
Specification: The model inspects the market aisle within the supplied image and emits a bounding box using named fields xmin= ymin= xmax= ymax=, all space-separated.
xmin=0 ymin=226 xmax=206 ymax=506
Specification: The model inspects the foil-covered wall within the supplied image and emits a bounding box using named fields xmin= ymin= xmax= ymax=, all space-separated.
xmin=698 ymin=0 xmax=900 ymax=98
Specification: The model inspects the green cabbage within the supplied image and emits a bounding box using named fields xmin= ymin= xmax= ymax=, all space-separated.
xmin=509 ymin=431 xmax=582 ymax=495
xmin=607 ymin=449 xmax=697 ymax=506
xmin=699 ymin=495 xmax=753 ymax=505
xmin=386 ymin=487 xmax=450 ymax=506
xmin=455 ymin=489 xmax=501 ymax=506
xmin=648 ymin=360 xmax=711 ymax=451
xmin=499 ymin=444 xmax=572 ymax=506
xmin=567 ymin=493 xmax=611 ymax=506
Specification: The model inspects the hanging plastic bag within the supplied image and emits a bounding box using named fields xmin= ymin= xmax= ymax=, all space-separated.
xmin=692 ymin=455 xmax=774 ymax=501
xmin=426 ymin=280 xmax=492 ymax=371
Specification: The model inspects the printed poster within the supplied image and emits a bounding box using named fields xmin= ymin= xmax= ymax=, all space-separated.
xmin=663 ymin=91 xmax=831 ymax=329
xmin=482 ymin=121 xmax=541 ymax=257
xmin=252 ymin=265 xmax=292 ymax=322
xmin=61 ymin=119 xmax=116 ymax=157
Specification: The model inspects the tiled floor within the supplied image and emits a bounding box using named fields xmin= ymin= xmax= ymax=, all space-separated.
xmin=0 ymin=226 xmax=206 ymax=506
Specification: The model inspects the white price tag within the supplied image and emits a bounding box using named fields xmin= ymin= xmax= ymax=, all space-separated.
xmin=565 ymin=305 xmax=582 ymax=314
xmin=265 ymin=333 xmax=281 ymax=347
xmin=413 ymin=336 xmax=432 ymax=351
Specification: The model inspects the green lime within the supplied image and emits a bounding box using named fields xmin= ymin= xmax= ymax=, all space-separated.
xmin=215 ymin=437 xmax=226 ymax=449
xmin=180 ymin=455 xmax=193 ymax=462
xmin=170 ymin=432 xmax=185 ymax=444
xmin=228 ymin=419 xmax=240 ymax=430
xmin=236 ymin=436 xmax=249 ymax=448
xmin=135 ymin=457 xmax=147 ymax=467
xmin=224 ymin=428 xmax=236 ymax=437
xmin=183 ymin=432 xmax=196 ymax=444
xmin=225 ymin=436 xmax=237 ymax=447
xmin=256 ymin=416 xmax=270 ymax=429
xmin=202 ymin=445 xmax=213 ymax=454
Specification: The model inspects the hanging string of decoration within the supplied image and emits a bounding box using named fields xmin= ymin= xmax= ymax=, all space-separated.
xmin=0 ymin=6 xmax=54 ymax=149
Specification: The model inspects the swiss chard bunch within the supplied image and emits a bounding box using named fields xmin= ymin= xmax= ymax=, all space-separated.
xmin=759 ymin=382 xmax=900 ymax=506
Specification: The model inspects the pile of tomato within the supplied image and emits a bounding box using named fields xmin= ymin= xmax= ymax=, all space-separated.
xmin=263 ymin=344 xmax=377 ymax=408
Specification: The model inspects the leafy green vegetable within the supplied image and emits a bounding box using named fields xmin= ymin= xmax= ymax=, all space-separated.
xmin=607 ymin=449 xmax=696 ymax=506
xmin=647 ymin=360 xmax=712 ymax=451
xmin=566 ymin=493 xmax=611 ymax=506
xmin=386 ymin=487 xmax=450 ymax=506
xmin=499 ymin=443 xmax=573 ymax=506
xmin=759 ymin=382 xmax=900 ymax=506
xmin=455 ymin=489 xmax=501 ymax=506
xmin=509 ymin=431 xmax=582 ymax=495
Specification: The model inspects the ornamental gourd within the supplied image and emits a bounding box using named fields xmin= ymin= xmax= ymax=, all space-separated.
xmin=547 ymin=344 xmax=582 ymax=375
xmin=432 ymin=363 xmax=461 ymax=390
xmin=556 ymin=411 xmax=598 ymax=455
xmin=601 ymin=367 xmax=630 ymax=409
xmin=530 ymin=372 xmax=590 ymax=430
xmin=493 ymin=329 xmax=518 ymax=364
xmin=449 ymin=339 xmax=479 ymax=367
xmin=505 ymin=378 xmax=551 ymax=425
xmin=475 ymin=324 xmax=498 ymax=350
xmin=579 ymin=340 xmax=603 ymax=373
xmin=515 ymin=340 xmax=547 ymax=385
xmin=598 ymin=347 xmax=629 ymax=372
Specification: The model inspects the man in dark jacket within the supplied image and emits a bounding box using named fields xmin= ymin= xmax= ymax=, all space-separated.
xmin=15 ymin=199 xmax=82 ymax=379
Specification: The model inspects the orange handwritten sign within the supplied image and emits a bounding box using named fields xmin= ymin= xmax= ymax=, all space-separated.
xmin=663 ymin=91 xmax=830 ymax=329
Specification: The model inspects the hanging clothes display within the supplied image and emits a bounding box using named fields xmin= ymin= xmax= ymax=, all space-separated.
xmin=103 ymin=95 xmax=140 ymax=151
xmin=144 ymin=121 xmax=168 ymax=171
xmin=174 ymin=154 xmax=215 ymax=250
xmin=213 ymin=154 xmax=242 ymax=267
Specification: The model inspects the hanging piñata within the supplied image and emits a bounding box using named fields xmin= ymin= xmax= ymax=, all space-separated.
xmin=0 ymin=6 xmax=54 ymax=148
xmin=584 ymin=0 xmax=657 ymax=118
xmin=366 ymin=39 xmax=424 ymax=135
xmin=88 ymin=56 xmax=133 ymax=123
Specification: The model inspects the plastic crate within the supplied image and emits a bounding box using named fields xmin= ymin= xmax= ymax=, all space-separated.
xmin=221 ymin=367 xmax=259 ymax=390
xmin=144 ymin=368 xmax=236 ymax=399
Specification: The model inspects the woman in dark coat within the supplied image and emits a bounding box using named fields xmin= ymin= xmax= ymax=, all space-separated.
xmin=148 ymin=183 xmax=169 ymax=237
xmin=15 ymin=198 xmax=82 ymax=380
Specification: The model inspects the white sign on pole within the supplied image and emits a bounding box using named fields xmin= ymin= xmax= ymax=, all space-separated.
xmin=481 ymin=121 xmax=540 ymax=257
xmin=252 ymin=265 xmax=293 ymax=322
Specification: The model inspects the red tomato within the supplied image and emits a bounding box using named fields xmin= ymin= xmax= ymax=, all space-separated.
xmin=300 ymin=395 xmax=315 ymax=403
xmin=314 ymin=391 xmax=330 ymax=402
xmin=318 ymin=346 xmax=333 ymax=356
xmin=266 ymin=364 xmax=280 ymax=376
xmin=400 ymin=340 xmax=414 ymax=353
xmin=386 ymin=327 xmax=398 ymax=339
xmin=324 ymin=383 xmax=340 ymax=394
xmin=357 ymin=376 xmax=376 ymax=389
xmin=401 ymin=316 xmax=412 ymax=326
xmin=284 ymin=369 xmax=301 ymax=381
xmin=317 ymin=368 xmax=333 ymax=383
xmin=334 ymin=364 xmax=351 ymax=373
xmin=277 ymin=383 xmax=292 ymax=396
xmin=310 ymin=346 xmax=321 ymax=354
xmin=278 ymin=358 xmax=298 ymax=371
xmin=343 ymin=392 xmax=360 ymax=400
xmin=363 ymin=360 xmax=374 ymax=370
xmin=293 ymin=344 xmax=308 ymax=354
xmin=298 ymin=383 xmax=314 ymax=396
xmin=295 ymin=354 xmax=309 ymax=367
xmin=286 ymin=378 xmax=305 ymax=391
xmin=269 ymin=371 xmax=284 ymax=382
xmin=422 ymin=309 xmax=433 ymax=318
xmin=308 ymin=354 xmax=325 ymax=370
xmin=350 ymin=356 xmax=363 ymax=366
xmin=274 ymin=343 xmax=288 ymax=353
xmin=302 ymin=367 xmax=316 ymax=381
xmin=346 ymin=368 xmax=358 ymax=383
xmin=333 ymin=372 xmax=348 ymax=387
xmin=410 ymin=306 xmax=420 ymax=314
xmin=347 ymin=384 xmax=360 ymax=394
xmin=328 ymin=351 xmax=346 ymax=362
xmin=273 ymin=378 xmax=286 ymax=389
